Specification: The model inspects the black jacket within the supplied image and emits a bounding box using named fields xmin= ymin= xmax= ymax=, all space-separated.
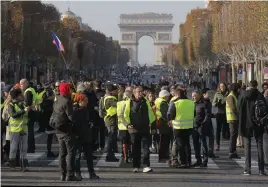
xmin=53 ymin=95 xmax=73 ymax=134
xmin=129 ymin=97 xmax=152 ymax=134
xmin=194 ymin=99 xmax=210 ymax=129
xmin=203 ymin=97 xmax=213 ymax=127
xmin=72 ymin=104 xmax=92 ymax=143
xmin=84 ymin=90 xmax=99 ymax=124
xmin=238 ymin=88 xmax=265 ymax=137
xmin=40 ymin=88 xmax=54 ymax=113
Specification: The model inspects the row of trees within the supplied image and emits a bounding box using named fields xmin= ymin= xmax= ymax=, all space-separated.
xmin=177 ymin=1 xmax=268 ymax=84
xmin=1 ymin=1 xmax=129 ymax=82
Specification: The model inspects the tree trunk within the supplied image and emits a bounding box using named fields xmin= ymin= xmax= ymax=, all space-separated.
xmin=231 ymin=62 xmax=236 ymax=83
xmin=242 ymin=61 xmax=247 ymax=85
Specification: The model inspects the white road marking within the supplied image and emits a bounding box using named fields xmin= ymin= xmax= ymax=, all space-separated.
xmin=95 ymin=153 xmax=122 ymax=167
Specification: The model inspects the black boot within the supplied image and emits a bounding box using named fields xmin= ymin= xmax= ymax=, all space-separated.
xmin=259 ymin=170 xmax=267 ymax=176
xmin=60 ymin=174 xmax=66 ymax=181
xmin=75 ymin=172 xmax=83 ymax=181
xmin=90 ymin=172 xmax=100 ymax=179
xmin=9 ymin=159 xmax=16 ymax=169
xmin=20 ymin=159 xmax=29 ymax=172
xmin=47 ymin=151 xmax=56 ymax=158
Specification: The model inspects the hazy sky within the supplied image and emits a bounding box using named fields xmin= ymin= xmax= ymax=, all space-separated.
xmin=45 ymin=1 xmax=205 ymax=65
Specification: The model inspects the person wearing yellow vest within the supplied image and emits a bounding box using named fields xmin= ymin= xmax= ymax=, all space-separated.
xmin=124 ymin=86 xmax=156 ymax=173
xmin=20 ymin=78 xmax=37 ymax=153
xmin=36 ymin=84 xmax=46 ymax=132
xmin=191 ymin=90 xmax=210 ymax=168
xmin=168 ymin=86 xmax=185 ymax=168
xmin=8 ymin=88 xmax=30 ymax=171
xmin=167 ymin=87 xmax=194 ymax=168
xmin=145 ymin=90 xmax=159 ymax=154
xmin=117 ymin=90 xmax=132 ymax=163
xmin=104 ymin=84 xmax=119 ymax=162
xmin=155 ymin=90 xmax=172 ymax=162
xmin=226 ymin=83 xmax=241 ymax=159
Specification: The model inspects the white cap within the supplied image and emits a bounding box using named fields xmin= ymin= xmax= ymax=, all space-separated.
xmin=159 ymin=90 xmax=170 ymax=98
xmin=77 ymin=83 xmax=86 ymax=93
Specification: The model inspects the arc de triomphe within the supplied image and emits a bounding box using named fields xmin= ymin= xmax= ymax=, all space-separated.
xmin=118 ymin=13 xmax=174 ymax=66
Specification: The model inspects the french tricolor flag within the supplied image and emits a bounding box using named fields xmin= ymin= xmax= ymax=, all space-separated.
xmin=52 ymin=32 xmax=65 ymax=52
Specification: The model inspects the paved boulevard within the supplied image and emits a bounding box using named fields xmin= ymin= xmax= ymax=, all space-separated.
xmin=1 ymin=89 xmax=268 ymax=186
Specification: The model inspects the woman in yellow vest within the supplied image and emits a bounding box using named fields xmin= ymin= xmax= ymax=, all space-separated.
xmin=117 ymin=91 xmax=132 ymax=163
xmin=8 ymin=88 xmax=30 ymax=171
xmin=146 ymin=90 xmax=159 ymax=154
xmin=226 ymin=83 xmax=241 ymax=159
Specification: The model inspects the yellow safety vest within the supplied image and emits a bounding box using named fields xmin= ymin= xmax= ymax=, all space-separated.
xmin=117 ymin=100 xmax=127 ymax=130
xmin=37 ymin=90 xmax=46 ymax=105
xmin=154 ymin=97 xmax=167 ymax=119
xmin=124 ymin=98 xmax=155 ymax=126
xmin=172 ymin=99 xmax=194 ymax=129
xmin=8 ymin=103 xmax=28 ymax=133
xmin=226 ymin=92 xmax=238 ymax=121
xmin=25 ymin=87 xmax=38 ymax=107
xmin=104 ymin=96 xmax=117 ymax=121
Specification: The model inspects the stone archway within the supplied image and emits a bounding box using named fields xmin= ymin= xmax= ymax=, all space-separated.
xmin=118 ymin=13 xmax=174 ymax=66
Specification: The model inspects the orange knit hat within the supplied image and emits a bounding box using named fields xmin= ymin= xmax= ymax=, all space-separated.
xmin=73 ymin=93 xmax=87 ymax=103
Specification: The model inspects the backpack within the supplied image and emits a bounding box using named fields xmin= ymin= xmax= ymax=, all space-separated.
xmin=98 ymin=97 xmax=106 ymax=118
xmin=253 ymin=99 xmax=268 ymax=126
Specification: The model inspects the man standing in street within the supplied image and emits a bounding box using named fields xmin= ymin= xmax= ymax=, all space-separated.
xmin=226 ymin=83 xmax=241 ymax=159
xmin=168 ymin=87 xmax=194 ymax=168
xmin=124 ymin=86 xmax=156 ymax=173
xmin=202 ymin=88 xmax=218 ymax=158
xmin=192 ymin=90 xmax=210 ymax=167
xmin=238 ymin=80 xmax=267 ymax=176
xmin=53 ymin=83 xmax=79 ymax=181
xmin=20 ymin=78 xmax=38 ymax=153
xmin=104 ymin=84 xmax=119 ymax=162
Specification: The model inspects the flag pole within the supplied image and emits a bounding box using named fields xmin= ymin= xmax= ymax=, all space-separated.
xmin=59 ymin=51 xmax=76 ymax=92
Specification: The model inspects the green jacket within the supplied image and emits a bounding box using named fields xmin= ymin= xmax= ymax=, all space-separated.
xmin=212 ymin=91 xmax=229 ymax=114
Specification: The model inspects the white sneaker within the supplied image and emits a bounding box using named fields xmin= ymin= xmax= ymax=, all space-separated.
xmin=133 ymin=168 xmax=139 ymax=173
xmin=143 ymin=167 xmax=153 ymax=173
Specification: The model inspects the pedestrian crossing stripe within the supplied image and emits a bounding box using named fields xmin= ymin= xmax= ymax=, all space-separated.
xmin=27 ymin=153 xmax=46 ymax=164
xmin=28 ymin=153 xmax=220 ymax=169
xmin=95 ymin=153 xmax=122 ymax=167
xmin=235 ymin=157 xmax=268 ymax=173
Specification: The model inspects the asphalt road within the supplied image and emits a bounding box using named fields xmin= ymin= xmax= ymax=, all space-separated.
xmin=2 ymin=89 xmax=268 ymax=186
